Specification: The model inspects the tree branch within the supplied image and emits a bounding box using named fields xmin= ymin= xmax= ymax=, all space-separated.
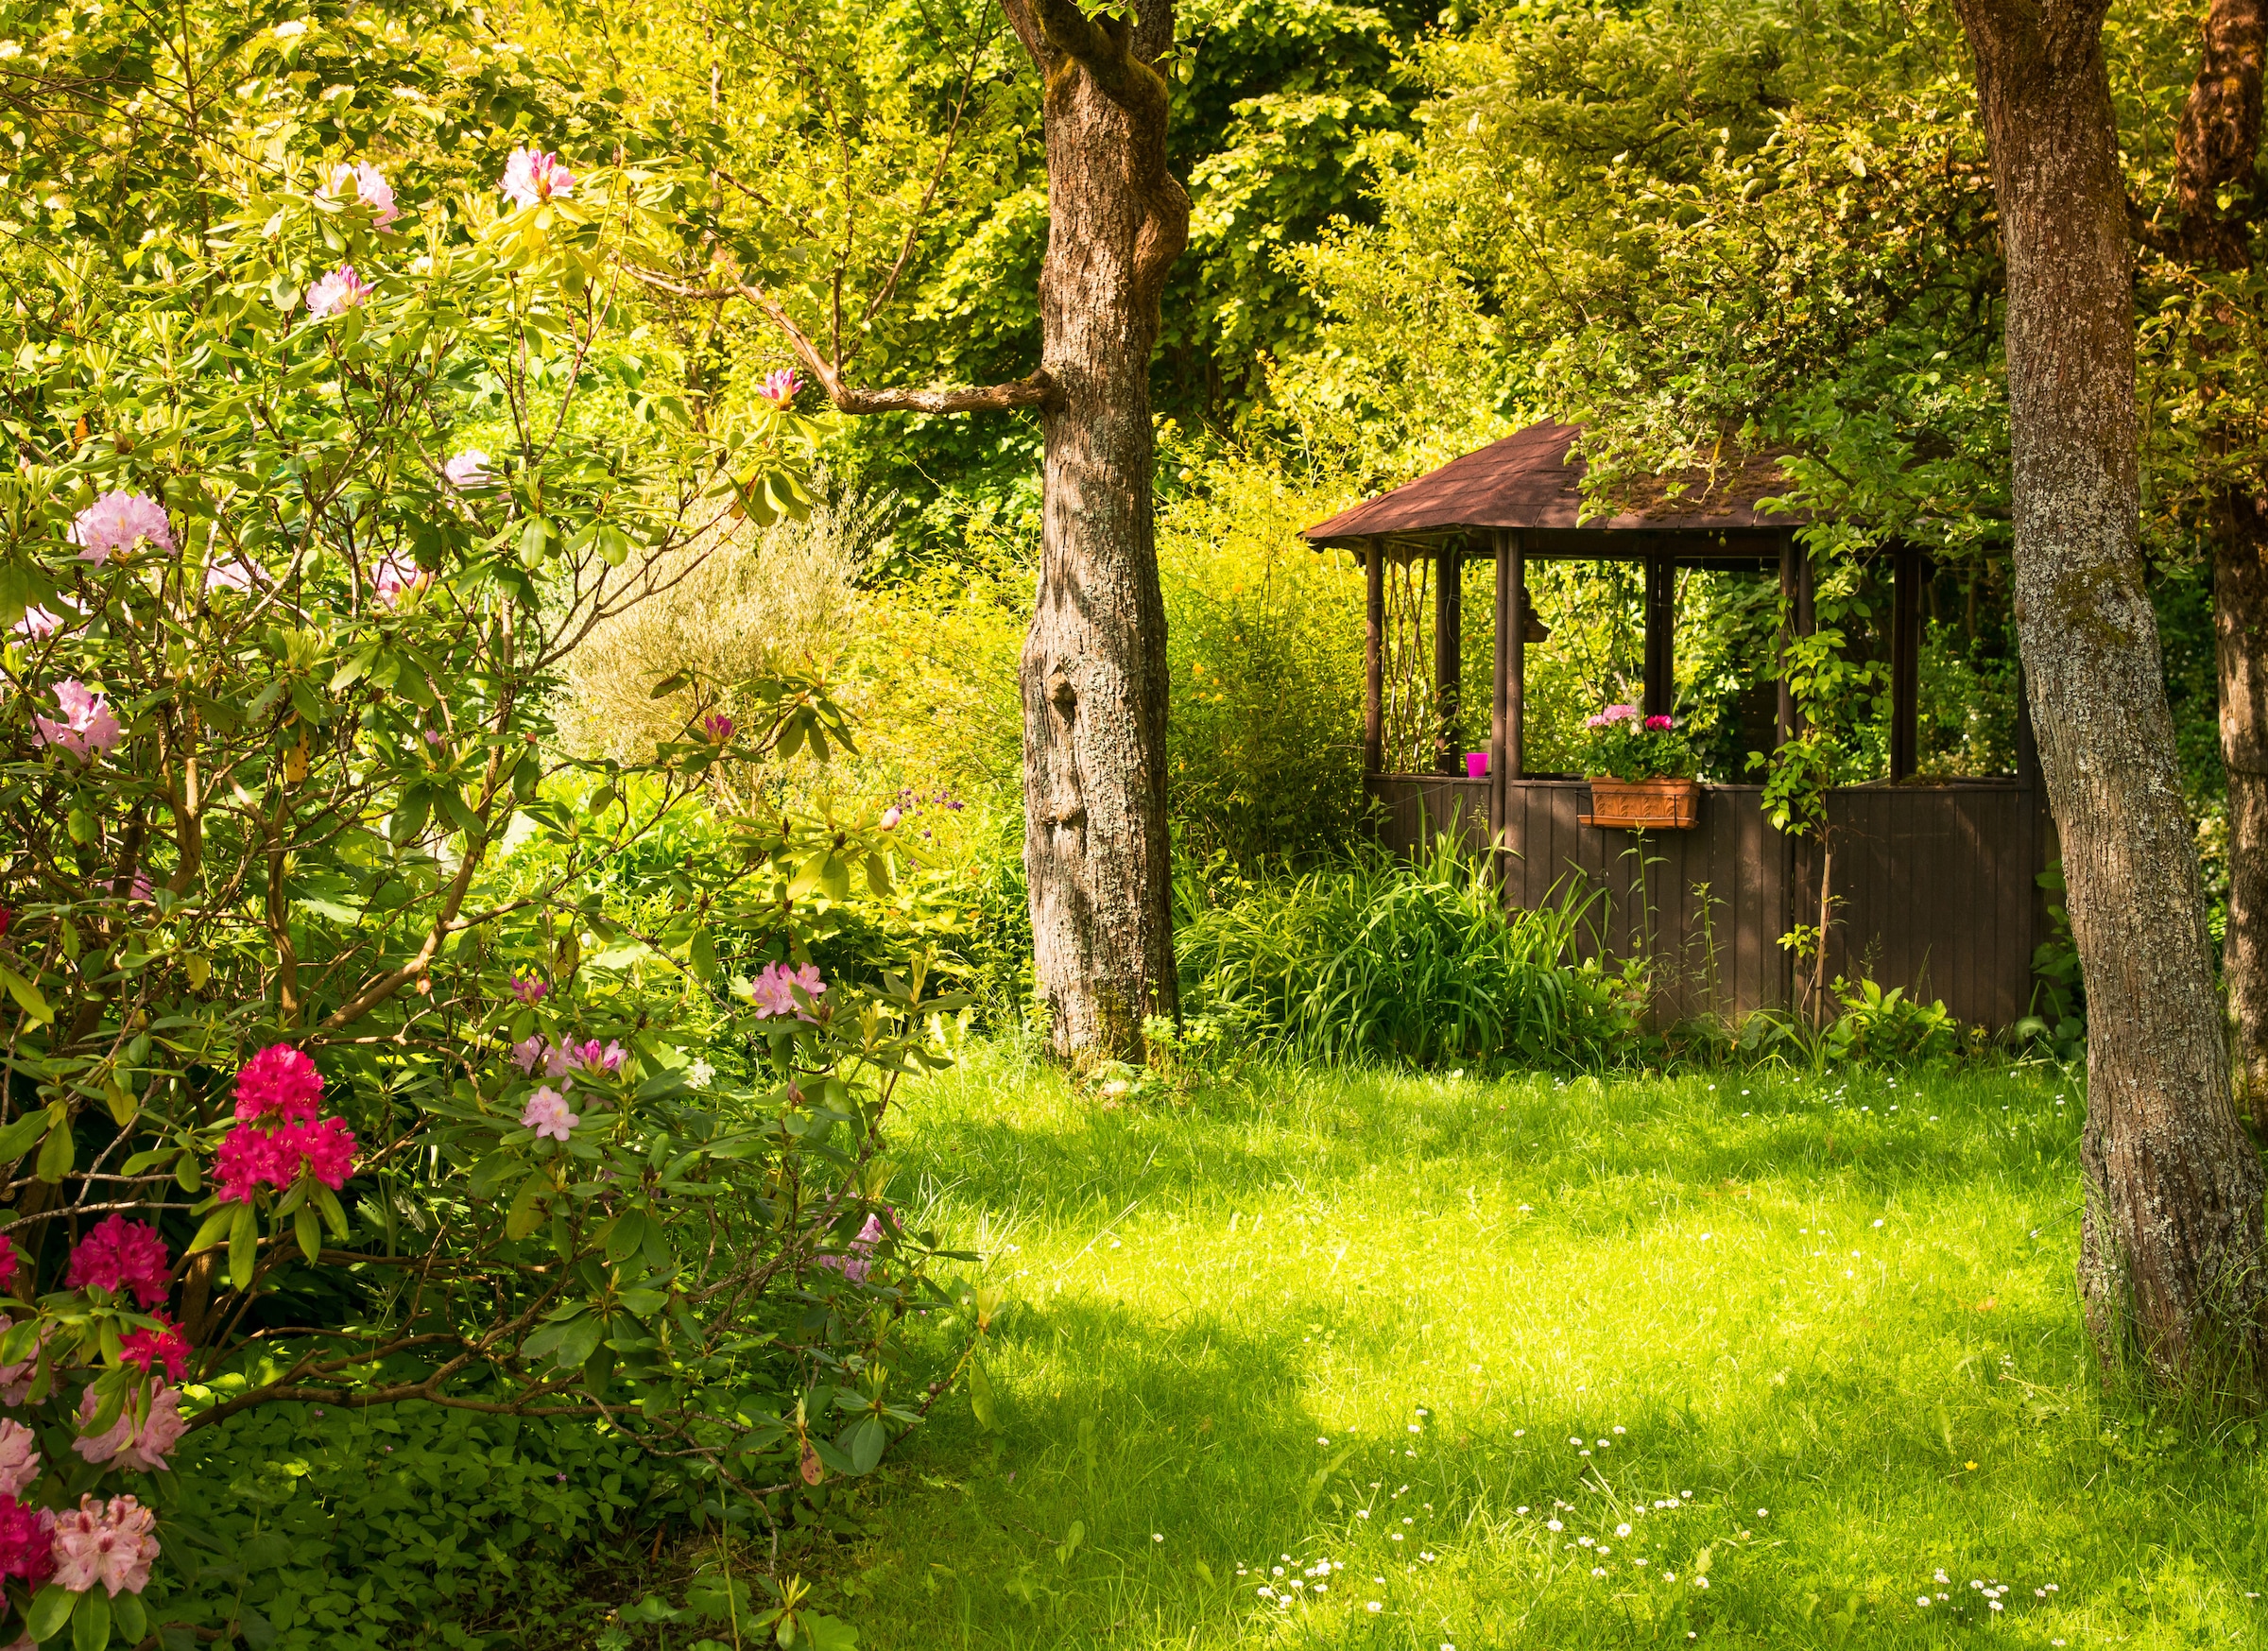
xmin=627 ymin=269 xmax=1055 ymax=413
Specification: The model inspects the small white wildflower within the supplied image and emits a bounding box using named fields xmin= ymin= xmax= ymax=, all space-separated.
xmin=1616 ymin=1523 xmax=1632 ymax=1537
xmin=1152 ymin=1533 xmax=1163 ymax=1542
xmin=1546 ymin=1520 xmax=1563 ymax=1532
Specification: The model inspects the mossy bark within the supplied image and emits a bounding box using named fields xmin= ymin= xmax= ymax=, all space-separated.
xmin=1003 ymin=0 xmax=1189 ymax=1059
xmin=1955 ymin=0 xmax=2268 ymax=1386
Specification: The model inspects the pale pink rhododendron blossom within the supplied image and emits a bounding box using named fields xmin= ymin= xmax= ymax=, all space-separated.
xmin=749 ymin=961 xmax=825 ymax=1021
xmin=499 ymin=146 xmax=576 ymax=208
xmin=50 ymin=1494 xmax=161 ymax=1595
xmin=322 ymin=161 xmax=399 ymax=225
xmin=205 ymin=556 xmax=262 ymax=595
xmin=568 ymin=1039 xmax=625 ymax=1075
xmin=818 ymin=1212 xmax=888 ymax=1284
xmin=758 ymin=368 xmax=800 ymax=406
xmin=443 ymin=449 xmax=492 ymax=489
xmin=522 ymin=1086 xmax=579 ymax=1142
xmin=880 ymin=805 xmax=902 ymax=830
xmin=305 ymin=264 xmax=371 ymax=318
xmin=69 ymin=490 xmax=173 ymax=564
xmin=370 ymin=552 xmax=428 ymax=608
xmin=11 ymin=601 xmax=76 ymax=639
xmin=0 ymin=1421 xmax=39 ymax=1499
xmin=32 ymin=680 xmax=123 ymax=761
xmin=73 ymin=1385 xmax=186 ymax=1474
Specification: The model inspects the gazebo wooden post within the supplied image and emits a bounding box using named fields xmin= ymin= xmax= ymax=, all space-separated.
xmin=1642 ymin=548 xmax=1675 ymax=717
xmin=1435 ymin=537 xmax=1462 ymax=772
xmin=1890 ymin=543 xmax=1921 ymax=781
xmin=1364 ymin=537 xmax=1384 ymax=778
xmin=1490 ymin=531 xmax=1511 ymax=870
xmin=1778 ymin=533 xmax=1816 ymax=741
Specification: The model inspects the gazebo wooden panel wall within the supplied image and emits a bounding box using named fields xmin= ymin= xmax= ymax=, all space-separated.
xmin=1311 ymin=419 xmax=2052 ymax=1031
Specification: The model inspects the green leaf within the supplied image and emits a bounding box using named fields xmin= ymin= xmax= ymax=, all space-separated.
xmin=553 ymin=1312 xmax=605 ymax=1371
xmin=70 ymin=1586 xmax=108 ymax=1651
xmin=25 ymin=1582 xmax=72 ymax=1642
xmin=968 ymin=1358 xmax=998 ymax=1431
xmin=294 ymin=1203 xmax=321 ymax=1264
xmin=0 ymin=1109 xmax=49 ymax=1167
xmin=314 ymin=1181 xmax=351 ymax=1238
xmin=229 ymin=1198 xmax=259 ymax=1290
xmin=35 ymin=1118 xmax=75 ymax=1184
xmin=505 ymin=1175 xmax=549 ymax=1241
xmin=110 ymin=1589 xmax=145 ymax=1643
xmin=843 ymin=1415 xmax=887 ymax=1474
xmin=187 ymin=1206 xmax=236 ymax=1256
xmin=689 ymin=925 xmax=717 ymax=983
xmin=0 ymin=966 xmax=52 ymax=1024
xmin=799 ymin=1613 xmax=859 ymax=1651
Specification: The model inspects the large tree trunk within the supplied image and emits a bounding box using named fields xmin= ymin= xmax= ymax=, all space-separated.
xmin=2166 ymin=0 xmax=2268 ymax=1123
xmin=1955 ymin=0 xmax=2268 ymax=1384
xmin=1002 ymin=0 xmax=1189 ymax=1059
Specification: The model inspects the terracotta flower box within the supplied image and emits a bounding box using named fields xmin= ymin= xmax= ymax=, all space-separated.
xmin=1581 ymin=776 xmax=1701 ymax=830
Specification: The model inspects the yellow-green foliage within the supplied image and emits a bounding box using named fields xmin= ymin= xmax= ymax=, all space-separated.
xmin=1158 ymin=445 xmax=1366 ymax=864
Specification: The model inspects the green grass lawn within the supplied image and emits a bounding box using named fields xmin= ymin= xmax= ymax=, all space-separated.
xmin=843 ymin=1049 xmax=2268 ymax=1648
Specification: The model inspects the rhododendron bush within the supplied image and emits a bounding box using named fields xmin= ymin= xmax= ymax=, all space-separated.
xmin=0 ymin=129 xmax=967 ymax=1651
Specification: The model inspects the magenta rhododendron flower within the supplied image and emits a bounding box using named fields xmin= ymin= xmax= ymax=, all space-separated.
xmin=50 ymin=1494 xmax=160 ymax=1594
xmin=305 ymin=264 xmax=371 ymax=318
xmin=0 ymin=1496 xmax=53 ymax=1586
xmin=33 ymin=679 xmax=123 ymax=761
xmin=521 ymin=1086 xmax=579 ymax=1142
xmin=214 ymin=1122 xmax=286 ymax=1203
xmin=701 ymin=712 xmax=735 ymax=743
xmin=0 ymin=1420 xmax=40 ymax=1500
xmin=499 ymin=146 xmax=576 ymax=207
xmin=508 ymin=976 xmax=548 ymax=1005
xmin=749 ymin=961 xmax=825 ymax=1021
xmin=65 ymin=1216 xmax=171 ymax=1309
xmin=565 ymin=1039 xmax=625 ymax=1075
xmin=0 ymin=1235 xmax=22 ymax=1298
xmin=69 ymin=490 xmax=173 ymax=564
xmin=119 ymin=1316 xmax=190 ymax=1384
xmin=1643 ymin=714 xmax=1676 ymax=731
xmin=278 ymin=1117 xmax=357 ymax=1189
xmin=235 ymin=1044 xmax=324 ymax=1123
xmin=370 ymin=552 xmax=428 ymax=608
xmin=322 ymin=161 xmax=398 ymax=225
xmin=758 ymin=368 xmax=801 ymax=406
xmin=443 ymin=449 xmax=492 ymax=489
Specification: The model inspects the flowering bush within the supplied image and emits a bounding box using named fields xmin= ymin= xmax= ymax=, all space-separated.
xmin=1580 ymin=704 xmax=1697 ymax=782
xmin=0 ymin=128 xmax=964 ymax=1650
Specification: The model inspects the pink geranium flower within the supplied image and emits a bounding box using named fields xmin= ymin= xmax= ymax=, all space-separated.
xmin=749 ymin=961 xmax=825 ymax=1021
xmin=1643 ymin=714 xmax=1676 ymax=731
xmin=69 ymin=491 xmax=173 ymax=564
xmin=499 ymin=146 xmax=576 ymax=207
xmin=521 ymin=1086 xmax=578 ymax=1142
xmin=235 ymin=1043 xmax=324 ymax=1123
xmin=758 ymin=368 xmax=800 ymax=406
xmin=65 ymin=1216 xmax=171 ymax=1309
xmin=73 ymin=1385 xmax=186 ymax=1475
xmin=322 ymin=161 xmax=399 ymax=225
xmin=0 ymin=1420 xmax=40 ymax=1499
xmin=305 ymin=264 xmax=371 ymax=318
xmin=32 ymin=679 xmax=123 ymax=761
xmin=49 ymin=1494 xmax=160 ymax=1595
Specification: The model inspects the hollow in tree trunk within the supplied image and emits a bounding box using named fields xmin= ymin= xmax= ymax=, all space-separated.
xmin=1001 ymin=0 xmax=1189 ymax=1059
xmin=1953 ymin=0 xmax=2268 ymax=1385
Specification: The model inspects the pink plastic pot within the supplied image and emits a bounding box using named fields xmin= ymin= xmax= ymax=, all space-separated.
xmin=1466 ymin=750 xmax=1488 ymax=779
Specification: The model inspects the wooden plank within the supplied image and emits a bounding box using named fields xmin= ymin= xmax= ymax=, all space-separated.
xmin=1365 ymin=540 xmax=1384 ymax=777
xmin=1435 ymin=540 xmax=1462 ymax=772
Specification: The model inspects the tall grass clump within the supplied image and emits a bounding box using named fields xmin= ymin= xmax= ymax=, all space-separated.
xmin=1177 ymin=837 xmax=1635 ymax=1066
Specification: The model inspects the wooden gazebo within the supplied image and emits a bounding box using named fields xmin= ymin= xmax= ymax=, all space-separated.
xmin=1303 ymin=420 xmax=2051 ymax=1027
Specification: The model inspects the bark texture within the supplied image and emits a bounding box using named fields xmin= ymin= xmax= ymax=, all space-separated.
xmin=1002 ymin=0 xmax=1189 ymax=1059
xmin=2163 ymin=0 xmax=2268 ymax=1122
xmin=1956 ymin=0 xmax=2268 ymax=1383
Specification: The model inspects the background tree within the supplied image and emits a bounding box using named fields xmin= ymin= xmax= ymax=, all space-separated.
xmin=1950 ymin=0 xmax=2268 ymax=1384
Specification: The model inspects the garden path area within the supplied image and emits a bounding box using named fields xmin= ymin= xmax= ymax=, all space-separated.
xmin=845 ymin=1053 xmax=2265 ymax=1648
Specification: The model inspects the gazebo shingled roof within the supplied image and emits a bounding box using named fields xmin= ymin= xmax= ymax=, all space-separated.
xmin=1300 ymin=419 xmax=1804 ymax=547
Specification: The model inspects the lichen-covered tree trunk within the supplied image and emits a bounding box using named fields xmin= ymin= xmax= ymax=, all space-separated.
xmin=1955 ymin=0 xmax=2268 ymax=1384
xmin=2218 ymin=500 xmax=2268 ymax=1120
xmin=1002 ymin=0 xmax=1189 ymax=1059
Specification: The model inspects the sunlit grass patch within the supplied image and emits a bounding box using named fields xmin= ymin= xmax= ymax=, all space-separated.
xmin=847 ymin=1052 xmax=2264 ymax=1648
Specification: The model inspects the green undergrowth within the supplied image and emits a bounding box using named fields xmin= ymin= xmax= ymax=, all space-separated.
xmin=840 ymin=1047 xmax=2267 ymax=1649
